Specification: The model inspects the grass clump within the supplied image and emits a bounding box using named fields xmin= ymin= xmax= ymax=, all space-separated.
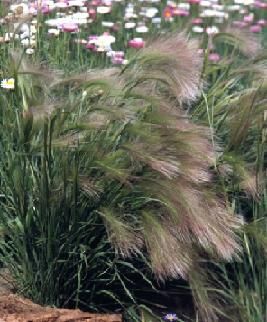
xmin=0 ymin=3 xmax=266 ymax=319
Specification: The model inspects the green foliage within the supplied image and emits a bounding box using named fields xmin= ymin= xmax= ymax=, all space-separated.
xmin=0 ymin=27 xmax=266 ymax=322
xmin=191 ymin=30 xmax=267 ymax=322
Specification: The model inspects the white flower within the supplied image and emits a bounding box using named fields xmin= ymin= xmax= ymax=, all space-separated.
xmin=72 ymin=12 xmax=89 ymax=19
xmin=178 ymin=3 xmax=190 ymax=9
xmin=21 ymin=37 xmax=36 ymax=47
xmin=144 ymin=7 xmax=158 ymax=18
xmin=94 ymin=34 xmax=116 ymax=52
xmin=102 ymin=21 xmax=115 ymax=27
xmin=82 ymin=90 xmax=87 ymax=99
xmin=125 ymin=22 xmax=136 ymax=29
xmin=73 ymin=18 xmax=88 ymax=25
xmin=103 ymin=0 xmax=112 ymax=5
xmin=4 ymin=33 xmax=14 ymax=42
xmin=20 ymin=32 xmax=30 ymax=40
xmin=10 ymin=3 xmax=29 ymax=15
xmin=30 ymin=25 xmax=37 ymax=34
xmin=106 ymin=51 xmax=114 ymax=57
xmin=43 ymin=2 xmax=56 ymax=10
xmin=74 ymin=38 xmax=87 ymax=44
xmin=55 ymin=2 xmax=68 ymax=8
xmin=136 ymin=25 xmax=149 ymax=33
xmin=200 ymin=0 xmax=212 ymax=7
xmin=79 ymin=6 xmax=88 ymax=12
xmin=45 ymin=18 xmax=63 ymax=27
xmin=20 ymin=23 xmax=30 ymax=34
xmin=201 ymin=9 xmax=226 ymax=18
xmin=26 ymin=48 xmax=35 ymax=55
xmin=47 ymin=1 xmax=56 ymax=6
xmin=124 ymin=7 xmax=138 ymax=19
xmin=206 ymin=26 xmax=219 ymax=34
xmin=227 ymin=4 xmax=241 ymax=11
xmin=1 ymin=78 xmax=15 ymax=89
xmin=212 ymin=4 xmax=224 ymax=10
xmin=97 ymin=6 xmax=111 ymax=14
xmin=234 ymin=0 xmax=253 ymax=4
xmin=68 ymin=0 xmax=85 ymax=6
xmin=192 ymin=26 xmax=204 ymax=33
xmin=152 ymin=17 xmax=161 ymax=24
xmin=48 ymin=28 xmax=60 ymax=36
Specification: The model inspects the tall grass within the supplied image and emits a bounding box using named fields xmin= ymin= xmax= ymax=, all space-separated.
xmin=191 ymin=30 xmax=267 ymax=322
xmin=0 ymin=3 xmax=266 ymax=320
xmin=0 ymin=33 xmax=248 ymax=321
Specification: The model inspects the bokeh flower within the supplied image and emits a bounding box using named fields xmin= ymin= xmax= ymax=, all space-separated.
xmin=250 ymin=25 xmax=262 ymax=33
xmin=61 ymin=22 xmax=79 ymax=32
xmin=1 ymin=78 xmax=15 ymax=89
xmin=128 ymin=38 xmax=145 ymax=49
xmin=1 ymin=0 xmax=266 ymax=71
xmin=164 ymin=313 xmax=178 ymax=321
xmin=163 ymin=6 xmax=173 ymax=20
xmin=97 ymin=6 xmax=111 ymax=14
xmin=26 ymin=48 xmax=35 ymax=54
xmin=208 ymin=52 xmax=220 ymax=62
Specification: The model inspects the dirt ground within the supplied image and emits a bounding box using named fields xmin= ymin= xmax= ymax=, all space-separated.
xmin=0 ymin=294 xmax=122 ymax=322
xmin=0 ymin=271 xmax=122 ymax=322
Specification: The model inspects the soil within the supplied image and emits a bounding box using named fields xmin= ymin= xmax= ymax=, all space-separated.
xmin=0 ymin=294 xmax=122 ymax=322
xmin=0 ymin=271 xmax=122 ymax=322
xmin=0 ymin=295 xmax=122 ymax=322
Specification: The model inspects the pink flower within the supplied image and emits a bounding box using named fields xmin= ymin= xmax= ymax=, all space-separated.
xmin=232 ymin=21 xmax=248 ymax=28
xmin=192 ymin=18 xmax=203 ymax=25
xmin=29 ymin=7 xmax=38 ymax=15
xmin=91 ymin=0 xmax=101 ymax=5
xmin=111 ymin=57 xmax=125 ymax=65
xmin=61 ymin=23 xmax=79 ymax=32
xmin=188 ymin=0 xmax=200 ymax=4
xmin=250 ymin=25 xmax=262 ymax=33
xmin=86 ymin=35 xmax=97 ymax=50
xmin=88 ymin=8 xmax=97 ymax=20
xmin=128 ymin=38 xmax=145 ymax=49
xmin=243 ymin=14 xmax=254 ymax=23
xmin=42 ymin=5 xmax=54 ymax=14
xmin=112 ymin=51 xmax=124 ymax=59
xmin=86 ymin=43 xmax=97 ymax=51
xmin=254 ymin=1 xmax=267 ymax=8
xmin=257 ymin=19 xmax=267 ymax=27
xmin=162 ymin=6 xmax=173 ymax=20
xmin=208 ymin=53 xmax=220 ymax=63
xmin=55 ymin=2 xmax=68 ymax=8
xmin=56 ymin=0 xmax=69 ymax=5
xmin=172 ymin=8 xmax=189 ymax=17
